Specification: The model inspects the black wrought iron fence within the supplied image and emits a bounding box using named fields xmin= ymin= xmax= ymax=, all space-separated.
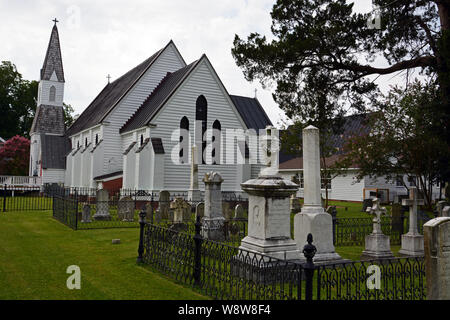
xmin=1 ymin=185 xmax=52 ymax=212
xmin=138 ymin=216 xmax=426 ymax=301
xmin=53 ymin=195 xmax=78 ymax=229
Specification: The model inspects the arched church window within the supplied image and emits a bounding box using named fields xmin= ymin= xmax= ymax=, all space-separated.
xmin=196 ymin=95 xmax=207 ymax=164
xmin=140 ymin=135 xmax=144 ymax=146
xmin=49 ymin=86 xmax=56 ymax=102
xmin=85 ymin=138 xmax=88 ymax=147
xmin=95 ymin=134 xmax=99 ymax=145
xmin=179 ymin=116 xmax=189 ymax=164
xmin=212 ymin=120 xmax=221 ymax=165
xmin=77 ymin=141 xmax=80 ymax=149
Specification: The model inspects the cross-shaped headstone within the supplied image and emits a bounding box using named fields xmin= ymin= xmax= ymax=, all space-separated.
xmin=366 ymin=198 xmax=387 ymax=234
xmin=402 ymin=187 xmax=424 ymax=235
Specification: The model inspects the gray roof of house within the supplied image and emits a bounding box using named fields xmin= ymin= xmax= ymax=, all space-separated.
xmin=41 ymin=24 xmax=64 ymax=82
xmin=41 ymin=134 xmax=71 ymax=169
xmin=120 ymin=59 xmax=200 ymax=134
xmin=65 ymin=42 xmax=180 ymax=137
xmin=30 ymin=105 xmax=65 ymax=135
xmin=229 ymin=95 xmax=273 ymax=130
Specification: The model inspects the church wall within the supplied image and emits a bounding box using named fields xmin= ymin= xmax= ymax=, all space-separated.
xmin=149 ymin=58 xmax=249 ymax=192
xmin=29 ymin=134 xmax=41 ymax=177
xmin=42 ymin=169 xmax=65 ymax=185
xmin=102 ymin=44 xmax=186 ymax=178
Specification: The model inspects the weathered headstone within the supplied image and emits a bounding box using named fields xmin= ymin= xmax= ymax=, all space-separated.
xmin=188 ymin=145 xmax=202 ymax=202
xmin=81 ymin=204 xmax=92 ymax=223
xmin=424 ymin=217 xmax=450 ymax=300
xmin=234 ymin=204 xmax=245 ymax=219
xmin=241 ymin=174 xmax=301 ymax=261
xmin=195 ymin=202 xmax=205 ymax=220
xmin=93 ymin=189 xmax=111 ymax=221
xmin=437 ymin=200 xmax=449 ymax=217
xmin=170 ymin=198 xmax=189 ymax=224
xmin=399 ymin=187 xmax=425 ymax=256
xmin=159 ymin=190 xmax=170 ymax=219
xmin=145 ymin=202 xmax=153 ymax=221
xmin=294 ymin=126 xmax=343 ymax=263
xmin=183 ymin=202 xmax=192 ymax=222
xmin=202 ymin=172 xmax=225 ymax=240
xmin=118 ymin=196 xmax=134 ymax=222
xmin=361 ymin=198 xmax=394 ymax=260
xmin=443 ymin=206 xmax=450 ymax=218
xmin=222 ymin=202 xmax=233 ymax=220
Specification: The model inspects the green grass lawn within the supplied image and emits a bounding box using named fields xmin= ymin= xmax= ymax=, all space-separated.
xmin=0 ymin=210 xmax=207 ymax=300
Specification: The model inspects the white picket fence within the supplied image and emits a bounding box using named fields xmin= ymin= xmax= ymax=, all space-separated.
xmin=0 ymin=176 xmax=42 ymax=186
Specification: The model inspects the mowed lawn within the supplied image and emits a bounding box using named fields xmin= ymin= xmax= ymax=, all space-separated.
xmin=0 ymin=210 xmax=207 ymax=300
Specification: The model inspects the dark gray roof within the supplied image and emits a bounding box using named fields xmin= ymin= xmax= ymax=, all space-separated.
xmin=120 ymin=59 xmax=200 ymax=134
xmin=230 ymin=95 xmax=273 ymax=130
xmin=41 ymin=25 xmax=64 ymax=82
xmin=30 ymin=105 xmax=65 ymax=135
xmin=41 ymin=134 xmax=71 ymax=169
xmin=151 ymin=138 xmax=165 ymax=154
xmin=94 ymin=171 xmax=123 ymax=181
xmin=65 ymin=42 xmax=180 ymax=137
xmin=279 ymin=113 xmax=371 ymax=165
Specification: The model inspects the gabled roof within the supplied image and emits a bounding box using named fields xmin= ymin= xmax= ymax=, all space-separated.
xmin=41 ymin=134 xmax=71 ymax=169
xmin=41 ymin=24 xmax=64 ymax=82
xmin=65 ymin=41 xmax=183 ymax=137
xmin=120 ymin=59 xmax=201 ymax=134
xmin=229 ymin=95 xmax=272 ymax=130
xmin=30 ymin=105 xmax=65 ymax=135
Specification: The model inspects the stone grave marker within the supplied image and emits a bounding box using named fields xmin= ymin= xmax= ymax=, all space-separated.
xmin=93 ymin=189 xmax=111 ymax=221
xmin=202 ymin=172 xmax=225 ymax=240
xmin=159 ymin=190 xmax=170 ymax=219
xmin=170 ymin=198 xmax=190 ymax=223
xmin=398 ymin=187 xmax=425 ymax=256
xmin=118 ymin=196 xmax=135 ymax=222
xmin=81 ymin=204 xmax=91 ymax=223
xmin=223 ymin=202 xmax=233 ymax=220
xmin=361 ymin=198 xmax=394 ymax=260
xmin=424 ymin=217 xmax=450 ymax=300
xmin=391 ymin=203 xmax=404 ymax=235
xmin=195 ymin=202 xmax=205 ymax=220
xmin=234 ymin=204 xmax=245 ymax=219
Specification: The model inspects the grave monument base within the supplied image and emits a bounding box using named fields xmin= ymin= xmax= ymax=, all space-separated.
xmin=398 ymin=233 xmax=424 ymax=257
xmin=239 ymin=236 xmax=303 ymax=261
xmin=361 ymin=233 xmax=394 ymax=260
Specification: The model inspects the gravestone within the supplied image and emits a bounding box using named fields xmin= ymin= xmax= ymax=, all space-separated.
xmin=195 ymin=202 xmax=205 ymax=220
xmin=183 ymin=202 xmax=192 ymax=222
xmin=424 ymin=217 xmax=450 ymax=300
xmin=241 ymin=174 xmax=302 ymax=261
xmin=188 ymin=145 xmax=202 ymax=202
xmin=118 ymin=196 xmax=134 ymax=222
xmin=159 ymin=190 xmax=170 ymax=219
xmin=391 ymin=203 xmax=404 ymax=235
xmin=399 ymin=187 xmax=425 ymax=256
xmin=222 ymin=202 xmax=233 ymax=220
xmin=145 ymin=202 xmax=153 ymax=221
xmin=234 ymin=204 xmax=245 ymax=219
xmin=294 ymin=126 xmax=343 ymax=263
xmin=362 ymin=199 xmax=373 ymax=212
xmin=443 ymin=206 xmax=450 ymax=218
xmin=154 ymin=209 xmax=162 ymax=224
xmin=170 ymin=198 xmax=190 ymax=224
xmin=437 ymin=201 xmax=449 ymax=217
xmin=202 ymin=172 xmax=225 ymax=240
xmin=81 ymin=204 xmax=92 ymax=223
xmin=93 ymin=189 xmax=111 ymax=221
xmin=361 ymin=198 xmax=394 ymax=260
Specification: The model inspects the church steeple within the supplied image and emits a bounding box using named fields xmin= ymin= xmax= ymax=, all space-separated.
xmin=40 ymin=19 xmax=65 ymax=82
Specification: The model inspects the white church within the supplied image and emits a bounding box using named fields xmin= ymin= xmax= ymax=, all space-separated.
xmin=30 ymin=22 xmax=272 ymax=194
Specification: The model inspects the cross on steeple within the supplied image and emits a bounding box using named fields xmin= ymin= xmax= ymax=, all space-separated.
xmin=402 ymin=187 xmax=424 ymax=235
xmin=107 ymin=74 xmax=111 ymax=84
xmin=53 ymin=18 xmax=59 ymax=25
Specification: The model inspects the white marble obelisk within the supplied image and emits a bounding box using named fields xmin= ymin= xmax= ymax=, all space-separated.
xmin=294 ymin=125 xmax=343 ymax=263
xmin=188 ymin=145 xmax=201 ymax=202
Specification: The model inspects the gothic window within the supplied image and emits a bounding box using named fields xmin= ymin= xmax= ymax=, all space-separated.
xmin=85 ymin=138 xmax=88 ymax=147
xmin=212 ymin=120 xmax=221 ymax=165
xmin=49 ymin=86 xmax=56 ymax=102
xmin=140 ymin=134 xmax=144 ymax=146
xmin=95 ymin=134 xmax=99 ymax=145
xmin=196 ymin=95 xmax=207 ymax=164
xmin=179 ymin=116 xmax=189 ymax=164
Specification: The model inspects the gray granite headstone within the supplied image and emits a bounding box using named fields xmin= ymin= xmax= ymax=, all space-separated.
xmin=81 ymin=204 xmax=91 ymax=223
xmin=223 ymin=202 xmax=233 ymax=220
xmin=118 ymin=196 xmax=134 ymax=222
xmin=391 ymin=203 xmax=403 ymax=234
xmin=93 ymin=189 xmax=111 ymax=221
xmin=195 ymin=202 xmax=205 ymax=220
xmin=424 ymin=217 xmax=450 ymax=300
xmin=159 ymin=190 xmax=170 ymax=219
xmin=170 ymin=198 xmax=190 ymax=223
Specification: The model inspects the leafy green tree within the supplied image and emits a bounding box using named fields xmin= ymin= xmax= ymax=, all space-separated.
xmin=340 ymin=81 xmax=447 ymax=208
xmin=63 ymin=103 xmax=76 ymax=128
xmin=0 ymin=61 xmax=38 ymax=139
xmin=232 ymin=0 xmax=450 ymax=186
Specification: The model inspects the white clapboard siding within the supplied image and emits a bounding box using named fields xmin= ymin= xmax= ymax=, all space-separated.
xmin=102 ymin=44 xmax=186 ymax=175
xmin=149 ymin=58 xmax=248 ymax=192
xmin=37 ymin=79 xmax=64 ymax=107
xmin=330 ymin=172 xmax=365 ymax=201
xmin=42 ymin=169 xmax=65 ymax=184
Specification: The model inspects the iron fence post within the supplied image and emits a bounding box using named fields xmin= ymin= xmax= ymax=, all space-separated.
xmin=193 ymin=215 xmax=203 ymax=286
xmin=303 ymin=233 xmax=317 ymax=300
xmin=3 ymin=184 xmax=6 ymax=212
xmin=137 ymin=210 xmax=147 ymax=264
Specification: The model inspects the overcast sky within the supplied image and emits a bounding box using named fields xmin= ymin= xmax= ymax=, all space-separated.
xmin=1 ymin=0 xmax=388 ymax=127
